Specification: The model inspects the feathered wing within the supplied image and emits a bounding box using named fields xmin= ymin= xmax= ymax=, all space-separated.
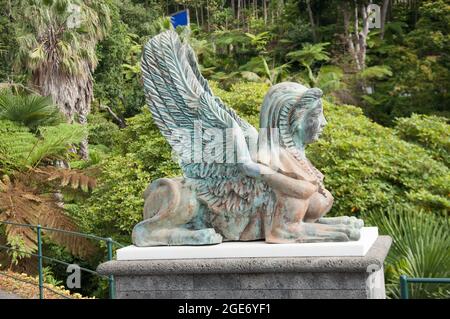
xmin=141 ymin=30 xmax=270 ymax=233
xmin=141 ymin=30 xmax=256 ymax=165
xmin=183 ymin=41 xmax=259 ymax=142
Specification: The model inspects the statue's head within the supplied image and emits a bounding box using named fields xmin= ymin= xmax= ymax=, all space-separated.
xmin=260 ymin=82 xmax=325 ymax=153
xmin=290 ymin=86 xmax=326 ymax=145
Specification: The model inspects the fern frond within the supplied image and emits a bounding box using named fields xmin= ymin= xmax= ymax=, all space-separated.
xmin=0 ymin=175 xmax=97 ymax=259
xmin=28 ymin=124 xmax=87 ymax=166
xmin=0 ymin=120 xmax=38 ymax=172
xmin=0 ymin=121 xmax=87 ymax=171
xmin=31 ymin=167 xmax=97 ymax=192
xmin=35 ymin=199 xmax=97 ymax=259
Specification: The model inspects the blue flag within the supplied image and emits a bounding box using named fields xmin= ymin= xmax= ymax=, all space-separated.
xmin=170 ymin=10 xmax=189 ymax=28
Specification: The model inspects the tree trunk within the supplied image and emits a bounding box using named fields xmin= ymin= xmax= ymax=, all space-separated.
xmin=306 ymin=0 xmax=317 ymax=42
xmin=380 ymin=0 xmax=390 ymax=39
xmin=237 ymin=0 xmax=241 ymax=28
xmin=225 ymin=10 xmax=228 ymax=28
xmin=353 ymin=1 xmax=360 ymax=67
xmin=263 ymin=0 xmax=267 ymax=25
xmin=342 ymin=2 xmax=359 ymax=71
xmin=271 ymin=0 xmax=276 ymax=24
xmin=200 ymin=5 xmax=204 ymax=27
xmin=32 ymin=60 xmax=92 ymax=160
xmin=100 ymin=104 xmax=127 ymax=128
xmin=195 ymin=6 xmax=199 ymax=25
xmin=231 ymin=0 xmax=235 ymax=20
xmin=206 ymin=0 xmax=210 ymax=32
xmin=358 ymin=3 xmax=370 ymax=71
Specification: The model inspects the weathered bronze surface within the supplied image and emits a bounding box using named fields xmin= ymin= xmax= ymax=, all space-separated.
xmin=132 ymin=30 xmax=363 ymax=246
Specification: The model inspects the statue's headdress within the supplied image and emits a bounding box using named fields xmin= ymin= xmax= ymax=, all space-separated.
xmin=259 ymin=82 xmax=323 ymax=161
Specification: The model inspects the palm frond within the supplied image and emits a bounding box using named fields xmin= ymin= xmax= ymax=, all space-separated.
xmin=287 ymin=42 xmax=331 ymax=66
xmin=366 ymin=207 xmax=450 ymax=298
xmin=0 ymin=90 xmax=63 ymax=130
xmin=15 ymin=0 xmax=111 ymax=75
xmin=359 ymin=65 xmax=393 ymax=80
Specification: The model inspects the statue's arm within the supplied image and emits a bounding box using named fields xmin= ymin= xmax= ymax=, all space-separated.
xmin=242 ymin=162 xmax=318 ymax=199
xmin=304 ymin=189 xmax=334 ymax=222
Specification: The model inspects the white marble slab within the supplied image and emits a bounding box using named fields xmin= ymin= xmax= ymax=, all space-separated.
xmin=117 ymin=227 xmax=378 ymax=260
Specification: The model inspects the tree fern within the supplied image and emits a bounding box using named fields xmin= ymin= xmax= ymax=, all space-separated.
xmin=28 ymin=123 xmax=87 ymax=167
xmin=358 ymin=65 xmax=392 ymax=80
xmin=0 ymin=120 xmax=86 ymax=171
xmin=0 ymin=120 xmax=38 ymax=173
xmin=31 ymin=167 xmax=97 ymax=192
xmin=0 ymin=175 xmax=97 ymax=259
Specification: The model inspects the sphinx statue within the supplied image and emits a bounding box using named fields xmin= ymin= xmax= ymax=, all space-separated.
xmin=132 ymin=30 xmax=363 ymax=246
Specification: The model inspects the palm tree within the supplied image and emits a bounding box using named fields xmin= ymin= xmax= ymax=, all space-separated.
xmin=0 ymin=89 xmax=63 ymax=131
xmin=0 ymin=90 xmax=97 ymax=262
xmin=13 ymin=0 xmax=111 ymax=159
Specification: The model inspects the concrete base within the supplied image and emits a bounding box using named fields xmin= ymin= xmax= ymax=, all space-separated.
xmin=117 ymin=227 xmax=379 ymax=260
xmin=97 ymin=236 xmax=392 ymax=299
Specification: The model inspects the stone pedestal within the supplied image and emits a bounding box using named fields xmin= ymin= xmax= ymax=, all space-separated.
xmin=97 ymin=231 xmax=391 ymax=299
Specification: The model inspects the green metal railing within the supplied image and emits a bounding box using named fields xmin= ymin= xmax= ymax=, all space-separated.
xmin=400 ymin=275 xmax=450 ymax=299
xmin=0 ymin=220 xmax=124 ymax=299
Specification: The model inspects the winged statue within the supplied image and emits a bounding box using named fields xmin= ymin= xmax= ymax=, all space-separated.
xmin=132 ymin=30 xmax=363 ymax=246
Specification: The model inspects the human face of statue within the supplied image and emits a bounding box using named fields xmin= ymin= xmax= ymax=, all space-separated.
xmin=303 ymin=101 xmax=327 ymax=144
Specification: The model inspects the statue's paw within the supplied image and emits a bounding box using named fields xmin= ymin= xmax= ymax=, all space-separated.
xmin=317 ymin=216 xmax=364 ymax=229
xmin=353 ymin=218 xmax=364 ymax=229
xmin=299 ymin=223 xmax=360 ymax=242
xmin=296 ymin=230 xmax=349 ymax=243
xmin=191 ymin=228 xmax=223 ymax=245
xmin=345 ymin=217 xmax=364 ymax=229
xmin=348 ymin=227 xmax=361 ymax=240
xmin=332 ymin=224 xmax=361 ymax=241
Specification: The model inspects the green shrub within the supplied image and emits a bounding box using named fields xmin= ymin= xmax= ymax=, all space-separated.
xmin=87 ymin=113 xmax=120 ymax=148
xmin=365 ymin=207 xmax=450 ymax=299
xmin=394 ymin=114 xmax=449 ymax=166
xmin=69 ymin=153 xmax=152 ymax=244
xmin=113 ymin=108 xmax=181 ymax=177
xmin=307 ymin=102 xmax=449 ymax=215
xmin=70 ymin=109 xmax=180 ymax=242
xmin=210 ymin=81 xmax=269 ymax=126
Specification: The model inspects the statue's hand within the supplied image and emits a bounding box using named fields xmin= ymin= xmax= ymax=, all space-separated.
xmin=240 ymin=161 xmax=277 ymax=178
xmin=241 ymin=161 xmax=261 ymax=178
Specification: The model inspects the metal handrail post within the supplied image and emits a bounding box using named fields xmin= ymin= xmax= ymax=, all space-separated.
xmin=107 ymin=238 xmax=115 ymax=299
xmin=37 ymin=224 xmax=44 ymax=299
xmin=400 ymin=275 xmax=409 ymax=299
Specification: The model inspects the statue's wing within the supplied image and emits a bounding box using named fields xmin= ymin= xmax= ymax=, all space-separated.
xmin=142 ymin=31 xmax=268 ymax=225
xmin=141 ymin=30 xmax=258 ymax=167
xmin=183 ymin=41 xmax=259 ymax=141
